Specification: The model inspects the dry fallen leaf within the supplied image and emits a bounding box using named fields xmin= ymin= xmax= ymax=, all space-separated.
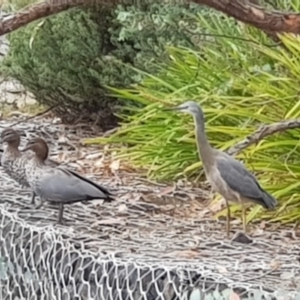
xmin=161 ymin=249 xmax=199 ymax=259
xmin=118 ymin=204 xmax=128 ymax=213
xmin=129 ymin=193 xmax=143 ymax=203
xmin=158 ymin=186 xmax=175 ymax=197
xmin=252 ymin=228 xmax=264 ymax=236
xmin=75 ymin=160 xmax=86 ymax=167
xmin=229 ymin=292 xmax=241 ymax=300
xmin=197 ymin=208 xmax=211 ymax=218
xmin=110 ymin=159 xmax=120 ymax=173
xmin=86 ymin=152 xmax=103 ymax=160
xmin=260 ymin=220 xmax=266 ymax=230
xmin=94 ymin=156 xmax=105 ymax=168
xmin=231 ymin=219 xmax=242 ymax=225
xmin=57 ymin=152 xmax=65 ymax=161
xmin=280 ymin=272 xmax=294 ymax=280
xmin=52 ymin=117 xmax=61 ymax=124
xmin=270 ymin=260 xmax=281 ymax=271
xmin=92 ymin=218 xmax=125 ymax=226
xmin=209 ymin=197 xmax=225 ymax=213
xmin=57 ymin=135 xmax=68 ymax=144
xmin=216 ymin=265 xmax=228 ymax=274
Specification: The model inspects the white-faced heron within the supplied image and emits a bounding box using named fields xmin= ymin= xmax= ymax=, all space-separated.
xmin=165 ymin=101 xmax=277 ymax=237
xmin=1 ymin=127 xmax=59 ymax=204
xmin=22 ymin=137 xmax=115 ymax=224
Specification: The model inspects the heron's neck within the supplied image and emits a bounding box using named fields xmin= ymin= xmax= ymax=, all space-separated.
xmin=194 ymin=114 xmax=214 ymax=169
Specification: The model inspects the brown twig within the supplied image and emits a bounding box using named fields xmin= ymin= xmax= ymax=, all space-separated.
xmin=227 ymin=119 xmax=300 ymax=156
xmin=0 ymin=0 xmax=117 ymax=37
xmin=11 ymin=105 xmax=58 ymax=126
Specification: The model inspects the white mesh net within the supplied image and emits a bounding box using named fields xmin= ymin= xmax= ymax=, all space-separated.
xmin=0 ymin=117 xmax=299 ymax=300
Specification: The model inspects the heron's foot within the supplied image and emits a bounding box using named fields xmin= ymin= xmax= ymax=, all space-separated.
xmin=34 ymin=199 xmax=44 ymax=210
xmin=30 ymin=192 xmax=36 ymax=205
xmin=231 ymin=231 xmax=252 ymax=244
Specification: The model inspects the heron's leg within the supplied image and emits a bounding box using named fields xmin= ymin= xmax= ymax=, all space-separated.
xmin=30 ymin=192 xmax=36 ymax=204
xmin=242 ymin=203 xmax=247 ymax=233
xmin=57 ymin=203 xmax=64 ymax=225
xmin=226 ymin=200 xmax=231 ymax=238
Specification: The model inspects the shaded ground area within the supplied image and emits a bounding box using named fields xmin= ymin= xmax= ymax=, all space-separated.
xmin=0 ymin=113 xmax=299 ymax=299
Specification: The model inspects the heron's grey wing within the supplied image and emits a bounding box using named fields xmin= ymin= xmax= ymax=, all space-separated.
xmin=38 ymin=169 xmax=112 ymax=203
xmin=216 ymin=156 xmax=277 ymax=209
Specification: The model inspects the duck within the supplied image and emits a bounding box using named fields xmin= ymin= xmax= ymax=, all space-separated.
xmin=1 ymin=127 xmax=59 ymax=204
xmin=22 ymin=137 xmax=115 ymax=224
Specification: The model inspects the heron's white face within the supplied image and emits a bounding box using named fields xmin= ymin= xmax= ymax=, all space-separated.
xmin=175 ymin=101 xmax=201 ymax=116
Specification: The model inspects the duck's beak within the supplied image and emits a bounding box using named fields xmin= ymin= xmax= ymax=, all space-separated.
xmin=21 ymin=147 xmax=30 ymax=152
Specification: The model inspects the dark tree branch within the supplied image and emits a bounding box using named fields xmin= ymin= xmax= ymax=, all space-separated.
xmin=0 ymin=1 xmax=85 ymax=36
xmin=0 ymin=0 xmax=299 ymax=37
xmin=191 ymin=0 xmax=300 ymax=34
xmin=0 ymin=0 xmax=115 ymax=36
xmin=227 ymin=119 xmax=300 ymax=156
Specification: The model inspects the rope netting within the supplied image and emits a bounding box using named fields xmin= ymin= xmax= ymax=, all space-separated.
xmin=0 ymin=116 xmax=299 ymax=300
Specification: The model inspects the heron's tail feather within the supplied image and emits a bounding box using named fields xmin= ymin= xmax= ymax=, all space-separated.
xmin=261 ymin=191 xmax=277 ymax=210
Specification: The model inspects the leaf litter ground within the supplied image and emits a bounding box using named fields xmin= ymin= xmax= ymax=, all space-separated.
xmin=0 ymin=112 xmax=299 ymax=298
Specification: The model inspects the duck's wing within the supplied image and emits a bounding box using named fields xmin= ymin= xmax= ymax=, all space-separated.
xmin=38 ymin=167 xmax=115 ymax=204
xmin=60 ymin=167 xmax=114 ymax=195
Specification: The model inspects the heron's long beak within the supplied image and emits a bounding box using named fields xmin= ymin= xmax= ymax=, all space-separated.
xmin=162 ymin=106 xmax=185 ymax=112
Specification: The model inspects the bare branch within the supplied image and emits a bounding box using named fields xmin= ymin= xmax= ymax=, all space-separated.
xmin=191 ymin=0 xmax=300 ymax=34
xmin=0 ymin=0 xmax=115 ymax=36
xmin=227 ymin=119 xmax=300 ymax=156
xmin=0 ymin=0 xmax=300 ymax=37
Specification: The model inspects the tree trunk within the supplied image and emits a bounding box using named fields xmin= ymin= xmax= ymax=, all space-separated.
xmin=0 ymin=0 xmax=300 ymax=36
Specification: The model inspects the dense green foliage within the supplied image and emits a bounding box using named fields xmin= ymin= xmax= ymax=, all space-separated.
xmin=1 ymin=1 xmax=205 ymax=127
xmin=109 ymin=2 xmax=204 ymax=75
xmin=85 ymin=9 xmax=300 ymax=223
xmin=2 ymin=7 xmax=130 ymax=127
xmin=2 ymin=0 xmax=38 ymax=12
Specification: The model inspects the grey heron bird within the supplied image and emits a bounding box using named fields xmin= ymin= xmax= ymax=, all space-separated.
xmin=165 ymin=101 xmax=277 ymax=237
xmin=22 ymin=137 xmax=115 ymax=224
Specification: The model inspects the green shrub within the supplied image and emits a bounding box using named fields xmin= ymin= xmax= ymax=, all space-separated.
xmin=84 ymin=10 xmax=300 ymax=224
xmin=1 ymin=7 xmax=125 ymax=128
xmin=1 ymin=1 xmax=206 ymax=127
xmin=109 ymin=2 xmax=205 ymax=75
